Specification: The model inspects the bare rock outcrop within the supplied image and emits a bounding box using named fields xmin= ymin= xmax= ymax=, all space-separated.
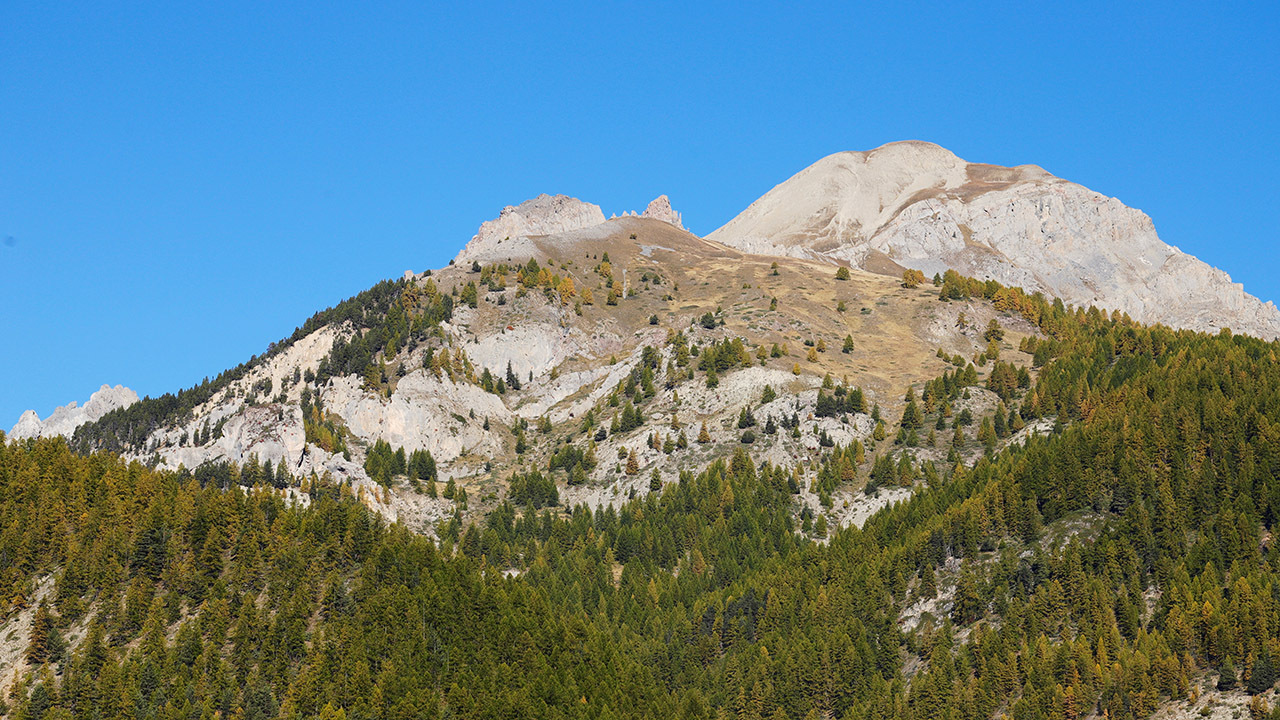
xmin=322 ymin=371 xmax=513 ymax=466
xmin=455 ymin=193 xmax=605 ymax=265
xmin=9 ymin=411 xmax=42 ymax=440
xmin=641 ymin=194 xmax=683 ymax=229
xmin=8 ymin=384 xmax=139 ymax=441
xmin=157 ymin=404 xmax=306 ymax=473
xmin=708 ymin=141 xmax=1280 ymax=339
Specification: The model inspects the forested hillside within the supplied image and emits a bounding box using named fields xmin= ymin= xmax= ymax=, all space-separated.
xmin=4 ymin=279 xmax=1280 ymax=720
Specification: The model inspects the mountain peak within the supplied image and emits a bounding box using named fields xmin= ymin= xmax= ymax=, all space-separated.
xmin=9 ymin=383 xmax=138 ymax=441
xmin=640 ymin=194 xmax=683 ymax=229
xmin=455 ymin=193 xmax=606 ymax=265
xmin=709 ymin=142 xmax=1280 ymax=339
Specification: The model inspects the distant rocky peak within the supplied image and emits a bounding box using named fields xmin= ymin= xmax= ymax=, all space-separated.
xmin=9 ymin=383 xmax=138 ymax=441
xmin=641 ymin=195 xmax=683 ymax=230
xmin=455 ymin=193 xmax=605 ymax=264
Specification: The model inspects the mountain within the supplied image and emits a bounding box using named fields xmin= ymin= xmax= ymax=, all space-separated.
xmin=30 ymin=197 xmax=1025 ymax=532
xmin=708 ymin=141 xmax=1280 ymax=339
xmin=5 ymin=161 xmax=1280 ymax=719
xmin=10 ymin=151 xmax=1278 ymax=528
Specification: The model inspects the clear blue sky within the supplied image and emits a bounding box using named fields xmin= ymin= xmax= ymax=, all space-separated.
xmin=2 ymin=2 xmax=1278 ymax=424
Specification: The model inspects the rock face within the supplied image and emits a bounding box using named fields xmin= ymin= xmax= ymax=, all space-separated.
xmin=158 ymin=404 xmax=307 ymax=476
xmin=8 ymin=384 xmax=139 ymax=441
xmin=455 ymin=193 xmax=606 ymax=264
xmin=708 ymin=141 xmax=1280 ymax=339
xmin=641 ymin=195 xmax=683 ymax=229
xmin=322 ymin=372 xmax=512 ymax=466
xmin=9 ymin=411 xmax=41 ymax=440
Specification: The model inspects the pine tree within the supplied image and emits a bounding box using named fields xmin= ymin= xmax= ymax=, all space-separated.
xmin=625 ymin=449 xmax=640 ymax=475
xmin=978 ymin=417 xmax=996 ymax=453
xmin=952 ymin=568 xmax=983 ymax=623
xmin=697 ymin=423 xmax=711 ymax=444
xmin=920 ymin=564 xmax=937 ymax=599
xmin=901 ymin=398 xmax=924 ymax=430
xmin=506 ymin=360 xmax=521 ymax=390
xmin=26 ymin=601 xmax=53 ymax=664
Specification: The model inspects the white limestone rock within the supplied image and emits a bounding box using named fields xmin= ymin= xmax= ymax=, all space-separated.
xmin=709 ymin=141 xmax=1280 ymax=340
xmin=140 ymin=324 xmax=349 ymax=472
xmin=9 ymin=411 xmax=41 ymax=441
xmin=323 ymin=371 xmax=513 ymax=465
xmin=455 ymin=193 xmax=606 ymax=265
xmin=156 ymin=404 xmax=306 ymax=473
xmin=466 ymin=323 xmax=584 ymax=391
xmin=640 ymin=194 xmax=684 ymax=229
xmin=8 ymin=384 xmax=139 ymax=441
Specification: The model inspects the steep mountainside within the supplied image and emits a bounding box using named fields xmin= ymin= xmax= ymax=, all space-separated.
xmin=708 ymin=141 xmax=1280 ymax=339
xmin=24 ymin=200 xmax=1029 ymax=533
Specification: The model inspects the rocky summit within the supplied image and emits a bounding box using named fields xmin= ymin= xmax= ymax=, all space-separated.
xmin=8 ymin=383 xmax=138 ymax=441
xmin=641 ymin=194 xmax=684 ymax=229
xmin=455 ymin=193 xmax=606 ymax=265
xmin=709 ymin=141 xmax=1280 ymax=339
